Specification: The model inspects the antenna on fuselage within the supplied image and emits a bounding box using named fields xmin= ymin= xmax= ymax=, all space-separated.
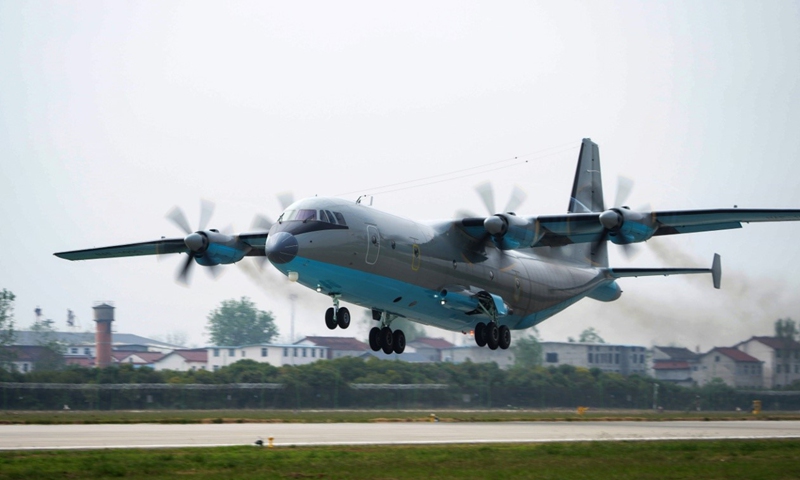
xmin=356 ymin=195 xmax=374 ymax=206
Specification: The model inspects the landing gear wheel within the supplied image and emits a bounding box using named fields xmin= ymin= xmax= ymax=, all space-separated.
xmin=486 ymin=322 xmax=499 ymax=350
xmin=498 ymin=325 xmax=511 ymax=350
xmin=474 ymin=322 xmax=487 ymax=347
xmin=393 ymin=330 xmax=406 ymax=354
xmin=336 ymin=307 xmax=351 ymax=329
xmin=325 ymin=308 xmax=337 ymax=330
xmin=369 ymin=327 xmax=381 ymax=352
xmin=380 ymin=327 xmax=394 ymax=355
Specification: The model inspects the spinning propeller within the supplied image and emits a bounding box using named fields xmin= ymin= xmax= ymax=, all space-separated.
xmin=593 ymin=177 xmax=655 ymax=258
xmin=165 ymin=199 xmax=220 ymax=285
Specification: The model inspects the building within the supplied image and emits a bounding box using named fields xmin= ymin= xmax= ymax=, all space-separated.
xmin=204 ymin=343 xmax=329 ymax=371
xmin=111 ymin=351 xmax=166 ymax=368
xmin=540 ymin=342 xmax=648 ymax=375
xmin=694 ymin=347 xmax=763 ymax=388
xmin=651 ymin=346 xmax=700 ymax=387
xmin=408 ymin=337 xmax=455 ymax=362
xmin=735 ymin=336 xmax=800 ymax=388
xmin=0 ymin=346 xmax=53 ymax=373
xmin=154 ymin=349 xmax=208 ymax=371
xmin=439 ymin=345 xmax=516 ymax=369
xmin=295 ymin=336 xmax=369 ymax=360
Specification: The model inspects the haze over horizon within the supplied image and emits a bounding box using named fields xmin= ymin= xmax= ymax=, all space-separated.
xmin=2 ymin=1 xmax=800 ymax=351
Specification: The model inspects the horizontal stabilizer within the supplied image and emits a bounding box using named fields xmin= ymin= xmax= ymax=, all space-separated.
xmin=608 ymin=254 xmax=721 ymax=289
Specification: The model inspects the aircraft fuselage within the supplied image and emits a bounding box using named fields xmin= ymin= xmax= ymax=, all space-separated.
xmin=267 ymin=197 xmax=614 ymax=333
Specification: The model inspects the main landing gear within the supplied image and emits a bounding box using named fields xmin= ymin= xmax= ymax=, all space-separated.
xmin=368 ymin=311 xmax=405 ymax=354
xmin=474 ymin=322 xmax=511 ymax=350
xmin=324 ymin=295 xmax=351 ymax=330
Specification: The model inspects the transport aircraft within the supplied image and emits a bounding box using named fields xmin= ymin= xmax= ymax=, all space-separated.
xmin=55 ymin=139 xmax=800 ymax=355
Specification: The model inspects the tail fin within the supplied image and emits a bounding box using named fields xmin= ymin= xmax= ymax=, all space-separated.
xmin=568 ymin=138 xmax=605 ymax=213
xmin=566 ymin=138 xmax=608 ymax=266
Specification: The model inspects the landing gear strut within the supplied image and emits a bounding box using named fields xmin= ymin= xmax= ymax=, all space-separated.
xmin=472 ymin=298 xmax=511 ymax=350
xmin=368 ymin=311 xmax=405 ymax=354
xmin=325 ymin=295 xmax=350 ymax=330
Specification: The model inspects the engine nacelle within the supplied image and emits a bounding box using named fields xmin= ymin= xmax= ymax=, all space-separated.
xmin=484 ymin=214 xmax=537 ymax=250
xmin=599 ymin=207 xmax=657 ymax=245
xmin=186 ymin=230 xmax=251 ymax=266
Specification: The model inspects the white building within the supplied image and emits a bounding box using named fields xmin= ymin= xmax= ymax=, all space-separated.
xmin=540 ymin=342 xmax=648 ymax=375
xmin=205 ymin=344 xmax=329 ymax=371
xmin=736 ymin=336 xmax=800 ymax=388
xmin=154 ymin=349 xmax=207 ymax=371
xmin=694 ymin=347 xmax=763 ymax=388
xmin=440 ymin=345 xmax=516 ymax=369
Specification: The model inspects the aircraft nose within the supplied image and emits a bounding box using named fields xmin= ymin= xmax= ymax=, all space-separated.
xmin=265 ymin=232 xmax=299 ymax=264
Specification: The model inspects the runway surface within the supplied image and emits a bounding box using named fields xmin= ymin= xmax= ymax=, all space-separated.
xmin=2 ymin=420 xmax=799 ymax=450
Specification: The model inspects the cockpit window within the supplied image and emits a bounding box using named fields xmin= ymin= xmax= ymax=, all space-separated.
xmin=277 ymin=209 xmax=347 ymax=226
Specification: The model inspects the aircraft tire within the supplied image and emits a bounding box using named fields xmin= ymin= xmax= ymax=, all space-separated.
xmin=337 ymin=307 xmax=351 ymax=329
xmin=474 ymin=322 xmax=487 ymax=347
xmin=380 ymin=327 xmax=394 ymax=355
xmin=325 ymin=308 xmax=337 ymax=330
xmin=369 ymin=327 xmax=381 ymax=351
xmin=498 ymin=325 xmax=511 ymax=350
xmin=393 ymin=330 xmax=406 ymax=354
xmin=486 ymin=323 xmax=499 ymax=350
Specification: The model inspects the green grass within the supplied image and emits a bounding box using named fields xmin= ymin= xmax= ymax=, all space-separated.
xmin=0 ymin=440 xmax=798 ymax=479
xmin=0 ymin=408 xmax=798 ymax=425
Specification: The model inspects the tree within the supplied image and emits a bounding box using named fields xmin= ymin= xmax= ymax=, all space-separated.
xmin=579 ymin=327 xmax=606 ymax=344
xmin=513 ymin=328 xmax=543 ymax=368
xmin=775 ymin=318 xmax=798 ymax=341
xmin=0 ymin=289 xmax=16 ymax=367
xmin=30 ymin=317 xmax=65 ymax=371
xmin=206 ymin=297 xmax=278 ymax=346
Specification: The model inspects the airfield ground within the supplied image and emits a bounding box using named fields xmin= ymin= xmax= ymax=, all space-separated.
xmin=1 ymin=440 xmax=798 ymax=479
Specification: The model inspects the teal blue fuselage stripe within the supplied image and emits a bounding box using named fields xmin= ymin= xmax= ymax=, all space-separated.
xmin=273 ymin=256 xmax=608 ymax=332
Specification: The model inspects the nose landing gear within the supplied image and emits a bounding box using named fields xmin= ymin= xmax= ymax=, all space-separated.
xmin=324 ymin=294 xmax=350 ymax=330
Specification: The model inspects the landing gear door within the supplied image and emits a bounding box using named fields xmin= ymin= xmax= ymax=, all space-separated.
xmin=366 ymin=225 xmax=380 ymax=265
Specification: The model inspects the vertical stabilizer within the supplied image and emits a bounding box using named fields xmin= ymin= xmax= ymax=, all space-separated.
xmin=566 ymin=138 xmax=608 ymax=266
xmin=568 ymin=138 xmax=605 ymax=213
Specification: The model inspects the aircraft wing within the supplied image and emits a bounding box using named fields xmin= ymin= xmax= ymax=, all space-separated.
xmin=54 ymin=238 xmax=189 ymax=260
xmin=457 ymin=208 xmax=800 ymax=250
xmin=651 ymin=209 xmax=800 ymax=236
xmin=54 ymin=232 xmax=270 ymax=261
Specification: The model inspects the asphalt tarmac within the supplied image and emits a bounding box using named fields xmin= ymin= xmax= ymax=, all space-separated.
xmin=2 ymin=420 xmax=799 ymax=450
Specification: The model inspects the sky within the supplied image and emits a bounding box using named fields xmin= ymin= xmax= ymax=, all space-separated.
xmin=2 ymin=1 xmax=800 ymax=351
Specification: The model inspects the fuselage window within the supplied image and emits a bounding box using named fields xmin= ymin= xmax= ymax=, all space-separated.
xmin=334 ymin=212 xmax=347 ymax=226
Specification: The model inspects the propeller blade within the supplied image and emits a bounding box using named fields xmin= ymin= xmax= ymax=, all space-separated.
xmin=198 ymin=199 xmax=215 ymax=231
xmin=166 ymin=206 xmax=193 ymax=235
xmin=206 ymin=263 xmax=221 ymax=280
xmin=475 ymin=182 xmax=496 ymax=215
xmin=277 ymin=192 xmax=295 ymax=211
xmin=613 ymin=176 xmax=634 ymax=207
xmin=504 ymin=185 xmax=527 ymax=213
xmin=454 ymin=209 xmax=478 ymax=219
xmin=176 ymin=253 xmax=195 ymax=285
xmin=251 ymin=214 xmax=273 ymax=231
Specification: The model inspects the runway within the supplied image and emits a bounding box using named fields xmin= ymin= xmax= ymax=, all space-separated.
xmin=1 ymin=420 xmax=799 ymax=450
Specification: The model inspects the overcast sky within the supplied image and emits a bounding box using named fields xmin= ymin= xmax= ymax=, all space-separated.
xmin=2 ymin=1 xmax=799 ymax=351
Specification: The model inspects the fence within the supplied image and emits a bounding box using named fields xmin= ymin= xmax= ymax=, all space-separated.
xmin=2 ymin=382 xmax=799 ymax=411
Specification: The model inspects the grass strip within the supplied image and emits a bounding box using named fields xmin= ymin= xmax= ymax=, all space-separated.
xmin=0 ymin=439 xmax=798 ymax=479
xmin=1 ymin=409 xmax=798 ymax=425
